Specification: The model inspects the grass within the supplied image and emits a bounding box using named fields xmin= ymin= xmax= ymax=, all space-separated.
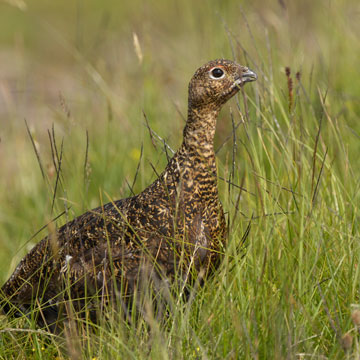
xmin=0 ymin=0 xmax=360 ymax=358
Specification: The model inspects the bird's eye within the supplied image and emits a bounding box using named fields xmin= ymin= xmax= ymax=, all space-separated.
xmin=210 ymin=67 xmax=225 ymax=79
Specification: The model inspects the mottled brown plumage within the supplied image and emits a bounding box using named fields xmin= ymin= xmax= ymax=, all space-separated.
xmin=1 ymin=59 xmax=257 ymax=327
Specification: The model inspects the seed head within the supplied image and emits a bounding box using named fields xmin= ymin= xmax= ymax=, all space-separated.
xmin=351 ymin=309 xmax=360 ymax=326
xmin=341 ymin=333 xmax=353 ymax=352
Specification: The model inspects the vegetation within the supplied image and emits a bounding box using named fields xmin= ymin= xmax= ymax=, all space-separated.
xmin=0 ymin=0 xmax=359 ymax=358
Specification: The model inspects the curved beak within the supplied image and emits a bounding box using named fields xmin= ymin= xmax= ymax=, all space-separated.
xmin=241 ymin=68 xmax=257 ymax=83
xmin=234 ymin=67 xmax=257 ymax=88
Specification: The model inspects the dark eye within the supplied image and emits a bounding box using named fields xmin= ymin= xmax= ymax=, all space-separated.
xmin=210 ymin=67 xmax=225 ymax=79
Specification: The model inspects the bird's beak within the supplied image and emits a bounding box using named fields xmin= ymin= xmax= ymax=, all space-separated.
xmin=241 ymin=68 xmax=257 ymax=83
xmin=234 ymin=67 xmax=257 ymax=87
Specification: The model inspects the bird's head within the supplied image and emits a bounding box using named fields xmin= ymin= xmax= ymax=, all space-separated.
xmin=188 ymin=59 xmax=257 ymax=111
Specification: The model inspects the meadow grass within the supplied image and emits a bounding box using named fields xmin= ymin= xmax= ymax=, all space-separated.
xmin=0 ymin=0 xmax=360 ymax=358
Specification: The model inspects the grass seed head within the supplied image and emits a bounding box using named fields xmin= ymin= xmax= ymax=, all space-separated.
xmin=351 ymin=309 xmax=360 ymax=327
xmin=341 ymin=333 xmax=353 ymax=352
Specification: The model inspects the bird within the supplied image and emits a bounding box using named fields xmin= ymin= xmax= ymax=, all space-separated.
xmin=1 ymin=59 xmax=257 ymax=329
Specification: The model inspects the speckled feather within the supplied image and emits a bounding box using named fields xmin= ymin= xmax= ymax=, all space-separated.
xmin=1 ymin=59 xmax=257 ymax=325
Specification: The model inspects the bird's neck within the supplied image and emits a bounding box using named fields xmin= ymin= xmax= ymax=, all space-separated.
xmin=157 ymin=105 xmax=220 ymax=204
xmin=160 ymin=105 xmax=220 ymax=189
xmin=182 ymin=106 xmax=219 ymax=155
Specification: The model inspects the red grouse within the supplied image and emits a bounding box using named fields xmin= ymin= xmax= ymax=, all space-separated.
xmin=1 ymin=59 xmax=257 ymax=328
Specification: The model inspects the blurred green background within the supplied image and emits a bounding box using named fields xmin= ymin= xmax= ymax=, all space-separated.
xmin=0 ymin=0 xmax=360 ymax=358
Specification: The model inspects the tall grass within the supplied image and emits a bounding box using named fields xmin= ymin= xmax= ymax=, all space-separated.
xmin=1 ymin=0 xmax=360 ymax=358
